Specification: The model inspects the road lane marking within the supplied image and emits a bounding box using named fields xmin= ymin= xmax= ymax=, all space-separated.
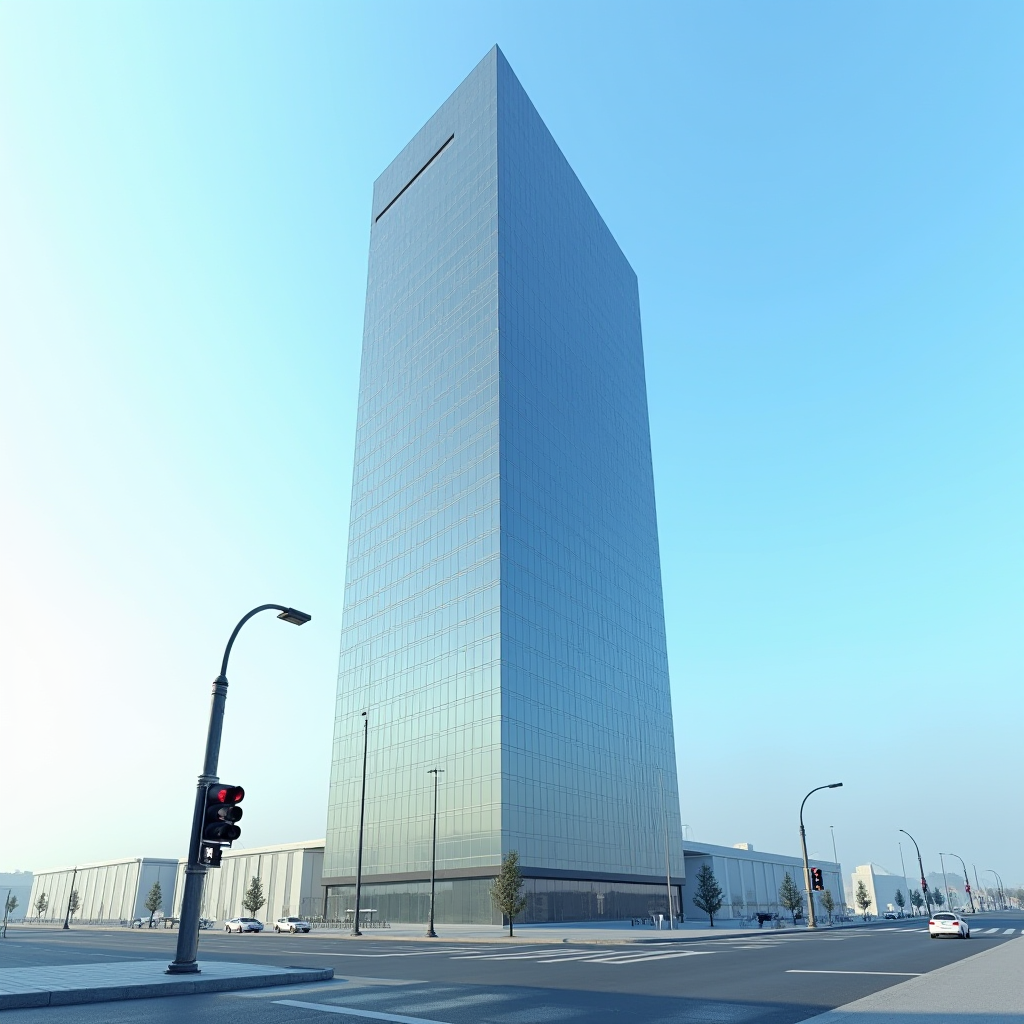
xmin=274 ymin=1001 xmax=448 ymax=1023
xmin=786 ymin=970 xmax=922 ymax=976
xmin=1003 ymin=929 xmax=1016 ymax=934
xmin=587 ymin=950 xmax=716 ymax=964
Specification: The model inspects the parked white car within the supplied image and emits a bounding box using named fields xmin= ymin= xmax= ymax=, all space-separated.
xmin=225 ymin=917 xmax=264 ymax=933
xmin=274 ymin=916 xmax=311 ymax=933
xmin=928 ymin=912 xmax=970 ymax=938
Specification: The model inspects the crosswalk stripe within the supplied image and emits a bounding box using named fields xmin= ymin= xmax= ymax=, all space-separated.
xmin=586 ymin=950 xmax=716 ymax=964
xmin=985 ymin=928 xmax=1000 ymax=933
xmin=1003 ymin=929 xmax=1016 ymax=935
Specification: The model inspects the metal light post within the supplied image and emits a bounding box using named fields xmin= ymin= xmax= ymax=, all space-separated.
xmin=167 ymin=604 xmax=311 ymax=974
xmin=799 ymin=783 xmax=843 ymax=929
xmin=657 ymin=769 xmax=674 ymax=929
xmin=425 ymin=768 xmax=444 ymax=938
xmin=938 ymin=853 xmax=953 ymax=910
xmin=898 ymin=843 xmax=911 ymax=916
xmin=61 ymin=867 xmax=78 ymax=930
xmin=899 ymin=829 xmax=932 ymax=917
xmin=829 ymin=825 xmax=844 ymax=919
xmin=944 ymin=853 xmax=974 ymax=913
xmin=973 ymin=865 xmax=985 ymax=910
xmin=351 ymin=712 xmax=369 ymax=936
xmin=988 ymin=870 xmax=1005 ymax=911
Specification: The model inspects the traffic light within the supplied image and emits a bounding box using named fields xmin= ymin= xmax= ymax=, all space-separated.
xmin=920 ymin=878 xmax=928 ymax=893
xmin=965 ymin=883 xmax=971 ymax=894
xmin=811 ymin=868 xmax=824 ymax=891
xmin=202 ymin=784 xmax=244 ymax=844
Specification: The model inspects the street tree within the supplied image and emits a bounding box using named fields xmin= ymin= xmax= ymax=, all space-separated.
xmin=144 ymin=882 xmax=163 ymax=928
xmin=910 ymin=889 xmax=924 ymax=914
xmin=691 ymin=865 xmax=725 ymax=927
xmin=778 ymin=872 xmax=803 ymax=924
xmin=931 ymin=888 xmax=945 ymax=909
xmin=855 ymin=880 xmax=873 ymax=918
xmin=489 ymin=850 xmax=528 ymax=937
xmin=820 ymin=889 xmax=835 ymax=924
xmin=68 ymin=889 xmax=81 ymax=924
xmin=894 ymin=889 xmax=906 ymax=916
xmin=242 ymin=876 xmax=267 ymax=922
xmin=35 ymin=892 xmax=48 ymax=921
xmin=5 ymin=895 xmax=18 ymax=917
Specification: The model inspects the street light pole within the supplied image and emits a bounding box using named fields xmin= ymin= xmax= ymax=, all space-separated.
xmin=425 ymin=768 xmax=444 ymax=938
xmin=166 ymin=604 xmax=310 ymax=974
xmin=61 ymin=867 xmax=78 ymax=930
xmin=899 ymin=829 xmax=932 ymax=917
xmin=657 ymin=769 xmax=674 ymax=929
xmin=938 ymin=853 xmax=952 ymax=910
xmin=351 ymin=712 xmax=368 ymax=936
xmin=799 ymin=783 xmax=843 ymax=929
xmin=945 ymin=853 xmax=974 ymax=913
xmin=987 ymin=870 xmax=1005 ymax=911
xmin=898 ymin=843 xmax=911 ymax=916
xmin=829 ymin=825 xmax=843 ymax=918
xmin=973 ymin=865 xmax=984 ymax=910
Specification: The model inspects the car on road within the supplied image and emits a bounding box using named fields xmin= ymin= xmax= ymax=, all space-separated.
xmin=928 ymin=911 xmax=970 ymax=938
xmin=274 ymin=916 xmax=312 ymax=933
xmin=882 ymin=912 xmax=898 ymax=920
xmin=225 ymin=917 xmax=264 ymax=933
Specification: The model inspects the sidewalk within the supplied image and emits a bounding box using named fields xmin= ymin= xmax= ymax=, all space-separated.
xmin=305 ymin=916 xmax=894 ymax=945
xmin=802 ymin=935 xmax=1024 ymax=1023
xmin=0 ymin=960 xmax=334 ymax=1010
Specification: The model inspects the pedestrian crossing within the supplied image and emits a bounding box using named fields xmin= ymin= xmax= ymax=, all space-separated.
xmin=450 ymin=947 xmax=716 ymax=965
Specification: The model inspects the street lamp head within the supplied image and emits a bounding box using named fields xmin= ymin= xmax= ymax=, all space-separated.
xmin=276 ymin=608 xmax=312 ymax=625
xmin=828 ymin=782 xmax=843 ymax=789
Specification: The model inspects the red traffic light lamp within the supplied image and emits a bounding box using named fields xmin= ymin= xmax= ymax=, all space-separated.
xmin=811 ymin=868 xmax=824 ymax=891
xmin=202 ymin=784 xmax=244 ymax=844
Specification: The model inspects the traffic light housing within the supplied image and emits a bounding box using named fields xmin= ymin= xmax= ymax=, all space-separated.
xmin=202 ymin=783 xmax=244 ymax=844
xmin=920 ymin=878 xmax=928 ymax=893
xmin=811 ymin=867 xmax=824 ymax=891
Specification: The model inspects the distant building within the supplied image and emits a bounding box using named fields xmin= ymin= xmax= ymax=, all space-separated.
xmin=26 ymin=858 xmax=178 ymax=924
xmin=0 ymin=871 xmax=33 ymax=921
xmin=683 ymin=841 xmax=843 ymax=922
xmin=849 ymin=863 xmax=914 ymax=916
xmin=170 ymin=839 xmax=324 ymax=924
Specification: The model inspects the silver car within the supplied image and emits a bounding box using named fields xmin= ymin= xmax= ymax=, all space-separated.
xmin=274 ymin=916 xmax=311 ymax=933
xmin=225 ymin=917 xmax=264 ymax=933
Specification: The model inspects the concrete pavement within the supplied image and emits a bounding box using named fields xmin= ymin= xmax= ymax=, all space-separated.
xmin=0 ymin=960 xmax=334 ymax=1010
xmin=802 ymin=933 xmax=1024 ymax=1023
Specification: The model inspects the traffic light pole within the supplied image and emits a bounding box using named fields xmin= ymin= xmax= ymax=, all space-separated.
xmin=799 ymin=783 xmax=843 ymax=929
xmin=899 ymin=829 xmax=932 ymax=917
xmin=167 ymin=604 xmax=310 ymax=975
xmin=946 ymin=853 xmax=974 ymax=913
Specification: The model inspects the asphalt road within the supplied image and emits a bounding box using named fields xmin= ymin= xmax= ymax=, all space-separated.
xmin=3 ymin=912 xmax=1021 ymax=1023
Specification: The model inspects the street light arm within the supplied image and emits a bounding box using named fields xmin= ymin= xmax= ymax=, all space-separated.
xmin=220 ymin=604 xmax=292 ymax=677
xmin=800 ymin=783 xmax=843 ymax=829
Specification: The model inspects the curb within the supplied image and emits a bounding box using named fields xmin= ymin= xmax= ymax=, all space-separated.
xmin=0 ymin=965 xmax=334 ymax=1010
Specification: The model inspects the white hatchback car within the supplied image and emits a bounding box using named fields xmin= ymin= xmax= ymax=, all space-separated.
xmin=225 ymin=917 xmax=264 ymax=933
xmin=928 ymin=911 xmax=970 ymax=938
xmin=274 ymin=916 xmax=312 ymax=933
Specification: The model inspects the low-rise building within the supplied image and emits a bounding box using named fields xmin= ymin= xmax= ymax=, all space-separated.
xmin=170 ymin=839 xmax=324 ymax=924
xmin=683 ymin=841 xmax=843 ymax=922
xmin=849 ymin=863 xmax=915 ymax=917
xmin=26 ymin=858 xmax=178 ymax=924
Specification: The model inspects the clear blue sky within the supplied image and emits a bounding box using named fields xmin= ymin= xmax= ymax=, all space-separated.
xmin=1 ymin=1 xmax=1020 ymax=892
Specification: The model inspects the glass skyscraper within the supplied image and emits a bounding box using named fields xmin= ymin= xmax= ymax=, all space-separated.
xmin=323 ymin=46 xmax=684 ymax=924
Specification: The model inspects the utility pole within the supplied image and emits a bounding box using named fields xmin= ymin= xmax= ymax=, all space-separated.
xmin=799 ymin=783 xmax=843 ymax=928
xmin=166 ymin=604 xmax=310 ymax=974
xmin=351 ymin=711 xmax=369 ymax=936
xmin=899 ymin=829 xmax=932 ymax=917
xmin=425 ymin=768 xmax=444 ymax=938
xmin=62 ymin=867 xmax=78 ymax=930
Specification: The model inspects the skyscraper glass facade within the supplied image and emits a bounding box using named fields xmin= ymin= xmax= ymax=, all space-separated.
xmin=324 ymin=47 xmax=684 ymax=923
